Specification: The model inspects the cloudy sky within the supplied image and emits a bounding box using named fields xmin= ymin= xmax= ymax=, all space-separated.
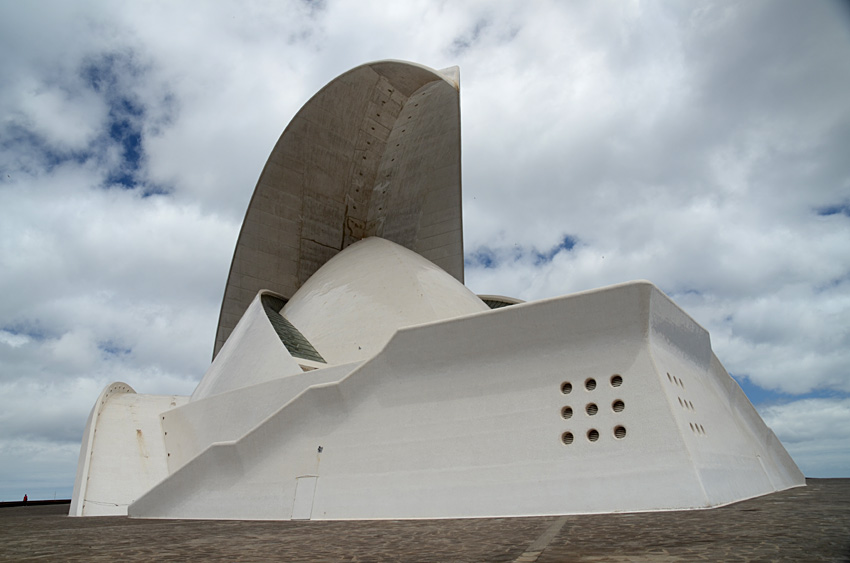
xmin=1 ymin=0 xmax=849 ymax=500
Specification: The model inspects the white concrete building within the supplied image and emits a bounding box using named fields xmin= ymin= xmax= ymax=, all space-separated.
xmin=70 ymin=60 xmax=804 ymax=520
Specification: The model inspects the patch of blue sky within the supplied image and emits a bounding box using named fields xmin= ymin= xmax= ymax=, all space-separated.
xmin=666 ymin=287 xmax=704 ymax=299
xmin=81 ymin=53 xmax=147 ymax=189
xmin=0 ymin=123 xmax=90 ymax=172
xmin=815 ymin=202 xmax=850 ymax=217
xmin=140 ymin=184 xmax=172 ymax=198
xmin=733 ymin=374 xmax=850 ymax=407
xmin=466 ymin=235 xmax=578 ymax=269
xmin=465 ymin=247 xmax=498 ymax=269
xmin=98 ymin=341 xmax=132 ymax=357
xmin=534 ymin=235 xmax=577 ymax=265
xmin=0 ymin=324 xmax=50 ymax=343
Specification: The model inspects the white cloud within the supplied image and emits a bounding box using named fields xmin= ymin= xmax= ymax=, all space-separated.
xmin=759 ymin=398 xmax=850 ymax=478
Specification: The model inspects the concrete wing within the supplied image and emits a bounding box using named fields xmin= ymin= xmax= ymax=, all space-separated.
xmin=214 ymin=61 xmax=463 ymax=358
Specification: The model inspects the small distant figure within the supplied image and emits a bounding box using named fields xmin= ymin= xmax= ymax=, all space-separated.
xmin=23 ymin=494 xmax=27 ymax=504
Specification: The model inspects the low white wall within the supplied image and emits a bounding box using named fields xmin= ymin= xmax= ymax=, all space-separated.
xmin=129 ymin=281 xmax=803 ymax=520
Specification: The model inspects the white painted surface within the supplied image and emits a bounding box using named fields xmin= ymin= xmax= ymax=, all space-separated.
xmin=128 ymin=279 xmax=803 ymax=520
xmin=72 ymin=60 xmax=804 ymax=521
xmin=70 ymin=383 xmax=188 ymax=516
xmin=192 ymin=291 xmax=303 ymax=401
xmin=291 ymin=476 xmax=318 ymax=520
xmin=282 ymin=237 xmax=489 ymax=364
xmin=163 ymin=361 xmax=360 ymax=473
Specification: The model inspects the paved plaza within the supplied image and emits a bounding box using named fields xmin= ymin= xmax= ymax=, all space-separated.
xmin=1 ymin=479 xmax=847 ymax=562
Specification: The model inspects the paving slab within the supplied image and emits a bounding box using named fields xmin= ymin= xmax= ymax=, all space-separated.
xmin=0 ymin=479 xmax=847 ymax=562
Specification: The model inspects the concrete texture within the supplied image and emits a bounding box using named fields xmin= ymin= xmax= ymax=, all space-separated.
xmin=70 ymin=60 xmax=803 ymax=520
xmin=4 ymin=479 xmax=848 ymax=562
xmin=214 ymin=61 xmax=464 ymax=357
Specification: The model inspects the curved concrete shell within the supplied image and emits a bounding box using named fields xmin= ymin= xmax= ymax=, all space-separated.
xmin=281 ymin=237 xmax=489 ymax=365
xmin=214 ymin=61 xmax=464 ymax=358
xmin=71 ymin=60 xmax=804 ymax=519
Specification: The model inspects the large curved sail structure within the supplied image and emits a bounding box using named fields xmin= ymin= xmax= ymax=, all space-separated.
xmin=214 ymin=61 xmax=463 ymax=358
xmin=71 ymin=60 xmax=804 ymax=520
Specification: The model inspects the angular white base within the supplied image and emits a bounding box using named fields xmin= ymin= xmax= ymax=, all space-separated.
xmin=111 ymin=281 xmax=803 ymax=520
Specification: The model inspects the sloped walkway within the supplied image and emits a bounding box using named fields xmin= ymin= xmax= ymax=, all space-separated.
xmin=0 ymin=479 xmax=847 ymax=562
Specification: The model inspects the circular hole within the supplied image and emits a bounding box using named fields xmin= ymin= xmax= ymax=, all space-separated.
xmin=585 ymin=378 xmax=597 ymax=391
xmin=614 ymin=426 xmax=627 ymax=439
xmin=612 ymin=400 xmax=625 ymax=413
xmin=587 ymin=429 xmax=599 ymax=442
xmin=586 ymin=403 xmax=598 ymax=416
xmin=561 ymin=406 xmax=573 ymax=419
xmin=611 ymin=374 xmax=623 ymax=387
xmin=561 ymin=432 xmax=574 ymax=445
xmin=561 ymin=382 xmax=572 ymax=394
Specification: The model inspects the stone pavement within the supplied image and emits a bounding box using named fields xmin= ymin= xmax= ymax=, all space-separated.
xmin=0 ymin=479 xmax=847 ymax=562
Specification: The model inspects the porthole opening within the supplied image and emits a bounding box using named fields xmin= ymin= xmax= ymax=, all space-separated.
xmin=587 ymin=429 xmax=600 ymax=442
xmin=585 ymin=378 xmax=597 ymax=391
xmin=612 ymin=400 xmax=625 ymax=412
xmin=614 ymin=426 xmax=627 ymax=439
xmin=586 ymin=403 xmax=599 ymax=416
xmin=561 ymin=406 xmax=573 ymax=419
xmin=561 ymin=381 xmax=573 ymax=394
xmin=561 ymin=432 xmax=574 ymax=445
xmin=611 ymin=374 xmax=623 ymax=387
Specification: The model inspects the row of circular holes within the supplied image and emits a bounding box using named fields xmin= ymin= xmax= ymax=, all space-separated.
xmin=561 ymin=375 xmax=625 ymax=444
xmin=561 ymin=400 xmax=624 ymax=419
xmin=562 ymin=426 xmax=626 ymax=444
xmin=561 ymin=374 xmax=622 ymax=395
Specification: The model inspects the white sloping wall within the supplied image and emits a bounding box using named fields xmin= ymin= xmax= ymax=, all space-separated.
xmin=70 ymin=383 xmax=188 ymax=516
xmin=129 ymin=281 xmax=803 ymax=520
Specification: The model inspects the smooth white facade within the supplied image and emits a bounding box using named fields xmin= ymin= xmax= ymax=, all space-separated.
xmin=70 ymin=61 xmax=804 ymax=519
